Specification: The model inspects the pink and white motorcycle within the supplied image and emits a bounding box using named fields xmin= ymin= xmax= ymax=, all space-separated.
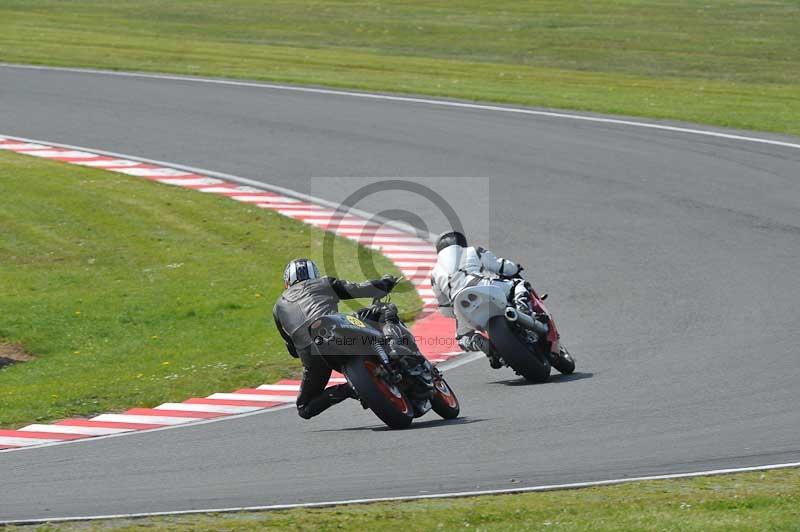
xmin=453 ymin=283 xmax=575 ymax=382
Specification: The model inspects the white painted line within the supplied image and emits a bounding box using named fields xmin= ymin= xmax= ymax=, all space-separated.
xmin=156 ymin=403 xmax=262 ymax=414
xmin=276 ymin=208 xmax=331 ymax=216
xmin=368 ymin=245 xmax=434 ymax=253
xmin=394 ymin=261 xmax=435 ymax=268
xmin=382 ymin=253 xmax=437 ymax=260
xmin=256 ymin=384 xmax=302 ymax=392
xmin=322 ymin=221 xmax=375 ymax=230
xmin=74 ymin=159 xmax=142 ymax=167
xmin=310 ymin=220 xmax=381 ymax=228
xmin=196 ymin=186 xmax=240 ymax=193
xmin=207 ymin=393 xmax=296 ymax=403
xmin=382 ymin=248 xmax=436 ymax=255
xmin=158 ymin=177 xmax=224 ymax=186
xmin=114 ymin=167 xmax=194 ymax=177
xmin=23 ymin=149 xmax=99 ymax=159
xmin=369 ymin=241 xmax=433 ymax=247
xmin=304 ymin=220 xmax=384 ymax=229
xmin=336 ymin=228 xmax=408 ymax=237
xmin=19 ymin=424 xmax=132 ymax=436
xmin=0 ymin=348 xmax=464 ymax=457
xmin=400 ymin=268 xmax=434 ymax=274
xmin=0 ymin=142 xmax=49 ymax=150
xmin=4 ymin=64 xmax=798 ymax=150
xmin=260 ymin=203 xmax=318 ymax=211
xmin=437 ymin=351 xmax=480 ymax=371
xmin=199 ymin=185 xmax=266 ymax=193
xmin=91 ymin=414 xmax=195 ymax=425
xmin=0 ymin=436 xmax=60 ymax=447
xmin=400 ymin=278 xmax=431 ymax=288
xmin=0 ymin=402 xmax=299 ymax=455
xmin=356 ymin=236 xmax=429 ymax=244
xmin=293 ymin=216 xmax=364 ymax=224
xmin=271 ymin=202 xmax=327 ymax=209
xmin=230 ymin=194 xmax=283 ymax=202
xmin=254 ymin=196 xmax=301 ymax=204
xmin=275 ymin=209 xmax=338 ymax=217
xmin=6 ymin=461 xmax=798 ymax=526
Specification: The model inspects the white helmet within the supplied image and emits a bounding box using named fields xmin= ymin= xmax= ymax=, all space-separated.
xmin=283 ymin=258 xmax=321 ymax=288
xmin=435 ymin=231 xmax=467 ymax=253
xmin=435 ymin=231 xmax=467 ymax=275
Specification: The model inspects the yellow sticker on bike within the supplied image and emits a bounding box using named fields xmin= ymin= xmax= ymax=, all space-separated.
xmin=346 ymin=315 xmax=367 ymax=328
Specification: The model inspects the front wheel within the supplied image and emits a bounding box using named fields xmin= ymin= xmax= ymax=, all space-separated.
xmin=343 ymin=358 xmax=414 ymax=429
xmin=430 ymin=376 xmax=460 ymax=419
xmin=487 ymin=317 xmax=551 ymax=383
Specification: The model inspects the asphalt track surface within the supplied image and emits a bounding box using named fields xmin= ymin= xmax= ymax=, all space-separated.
xmin=1 ymin=65 xmax=799 ymax=522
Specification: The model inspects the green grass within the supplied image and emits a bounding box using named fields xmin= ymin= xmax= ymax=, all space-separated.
xmin=0 ymin=1 xmax=799 ymax=135
xmin=0 ymin=151 xmax=419 ymax=429
xmin=17 ymin=468 xmax=800 ymax=531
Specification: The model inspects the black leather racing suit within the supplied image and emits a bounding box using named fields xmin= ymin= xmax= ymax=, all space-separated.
xmin=273 ymin=276 xmax=396 ymax=419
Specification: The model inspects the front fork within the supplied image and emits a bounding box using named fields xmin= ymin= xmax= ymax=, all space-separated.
xmin=529 ymin=288 xmax=561 ymax=356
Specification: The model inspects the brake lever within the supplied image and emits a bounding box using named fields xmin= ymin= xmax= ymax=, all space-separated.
xmin=371 ymin=275 xmax=406 ymax=306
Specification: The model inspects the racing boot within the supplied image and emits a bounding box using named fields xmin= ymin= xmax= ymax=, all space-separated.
xmin=512 ymin=279 xmax=534 ymax=315
xmin=380 ymin=303 xmax=407 ymax=359
xmin=330 ymin=383 xmax=358 ymax=401
xmin=458 ymin=332 xmax=503 ymax=369
xmin=297 ymin=383 xmax=358 ymax=419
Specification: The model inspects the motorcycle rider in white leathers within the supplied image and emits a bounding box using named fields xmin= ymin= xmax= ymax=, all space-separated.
xmin=430 ymin=231 xmax=532 ymax=368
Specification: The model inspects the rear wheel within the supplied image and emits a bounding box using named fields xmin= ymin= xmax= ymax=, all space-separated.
xmin=487 ymin=317 xmax=551 ymax=383
xmin=343 ymin=358 xmax=414 ymax=429
xmin=552 ymin=345 xmax=576 ymax=375
xmin=430 ymin=376 xmax=460 ymax=419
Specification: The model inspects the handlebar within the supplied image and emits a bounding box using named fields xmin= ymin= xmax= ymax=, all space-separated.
xmin=371 ymin=275 xmax=405 ymax=305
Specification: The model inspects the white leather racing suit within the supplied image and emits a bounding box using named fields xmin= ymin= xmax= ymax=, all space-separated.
xmin=430 ymin=245 xmax=530 ymax=349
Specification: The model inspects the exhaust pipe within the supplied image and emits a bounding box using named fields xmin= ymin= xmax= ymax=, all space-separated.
xmin=505 ymin=307 xmax=549 ymax=337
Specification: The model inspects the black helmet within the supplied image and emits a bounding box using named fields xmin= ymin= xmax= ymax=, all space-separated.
xmin=283 ymin=258 xmax=321 ymax=287
xmin=435 ymin=231 xmax=467 ymax=253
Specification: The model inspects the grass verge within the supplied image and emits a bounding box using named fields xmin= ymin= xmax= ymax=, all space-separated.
xmin=15 ymin=468 xmax=800 ymax=530
xmin=0 ymin=150 xmax=418 ymax=429
xmin=0 ymin=1 xmax=798 ymax=136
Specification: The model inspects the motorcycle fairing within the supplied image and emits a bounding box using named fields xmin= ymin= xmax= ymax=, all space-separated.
xmin=452 ymin=283 xmax=509 ymax=331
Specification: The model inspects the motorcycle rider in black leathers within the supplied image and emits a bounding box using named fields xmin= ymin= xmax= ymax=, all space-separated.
xmin=273 ymin=258 xmax=399 ymax=419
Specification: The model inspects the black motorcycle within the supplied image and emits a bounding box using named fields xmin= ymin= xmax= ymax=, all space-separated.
xmin=309 ymin=295 xmax=460 ymax=429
